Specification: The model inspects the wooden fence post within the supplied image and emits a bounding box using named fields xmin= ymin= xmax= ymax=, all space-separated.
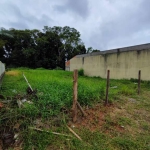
xmin=72 ymin=69 xmax=78 ymax=122
xmin=105 ymin=70 xmax=110 ymax=105
xmin=138 ymin=70 xmax=141 ymax=95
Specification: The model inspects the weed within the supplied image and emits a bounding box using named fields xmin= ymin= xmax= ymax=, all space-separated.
xmin=117 ymin=117 xmax=132 ymax=126
xmin=78 ymin=68 xmax=84 ymax=76
xmin=0 ymin=68 xmax=150 ymax=149
xmin=54 ymin=66 xmax=63 ymax=70
xmin=112 ymin=137 xmax=139 ymax=150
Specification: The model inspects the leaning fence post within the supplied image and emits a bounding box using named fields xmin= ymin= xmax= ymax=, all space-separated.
xmin=105 ymin=70 xmax=110 ymax=105
xmin=138 ymin=70 xmax=141 ymax=95
xmin=72 ymin=69 xmax=78 ymax=122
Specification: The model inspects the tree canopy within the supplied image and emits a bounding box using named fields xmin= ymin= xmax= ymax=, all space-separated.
xmin=0 ymin=26 xmax=86 ymax=69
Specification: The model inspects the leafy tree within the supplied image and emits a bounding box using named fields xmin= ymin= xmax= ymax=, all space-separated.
xmin=49 ymin=26 xmax=86 ymax=69
xmin=92 ymin=49 xmax=100 ymax=53
xmin=87 ymin=47 xmax=93 ymax=53
xmin=86 ymin=47 xmax=100 ymax=53
xmin=0 ymin=28 xmax=15 ymax=65
xmin=0 ymin=26 xmax=86 ymax=69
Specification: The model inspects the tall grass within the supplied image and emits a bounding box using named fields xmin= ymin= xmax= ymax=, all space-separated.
xmin=1 ymin=69 xmax=106 ymax=118
xmin=1 ymin=68 xmax=150 ymax=149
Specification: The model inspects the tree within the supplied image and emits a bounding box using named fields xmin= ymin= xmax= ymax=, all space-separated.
xmin=0 ymin=26 xmax=87 ymax=69
xmin=0 ymin=28 xmax=15 ymax=65
xmin=87 ymin=47 xmax=93 ymax=53
xmin=49 ymin=26 xmax=86 ymax=69
xmin=0 ymin=39 xmax=6 ymax=62
xmin=86 ymin=47 xmax=100 ymax=53
xmin=92 ymin=49 xmax=100 ymax=53
xmin=35 ymin=29 xmax=62 ymax=69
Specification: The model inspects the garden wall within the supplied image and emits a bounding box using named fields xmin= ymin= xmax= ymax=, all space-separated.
xmin=69 ymin=43 xmax=150 ymax=80
xmin=0 ymin=61 xmax=5 ymax=78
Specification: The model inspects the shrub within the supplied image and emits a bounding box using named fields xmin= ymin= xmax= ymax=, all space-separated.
xmin=78 ymin=68 xmax=84 ymax=76
xmin=54 ymin=67 xmax=63 ymax=70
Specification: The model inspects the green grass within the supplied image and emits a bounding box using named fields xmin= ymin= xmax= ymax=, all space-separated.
xmin=1 ymin=69 xmax=105 ymax=117
xmin=0 ymin=68 xmax=150 ymax=150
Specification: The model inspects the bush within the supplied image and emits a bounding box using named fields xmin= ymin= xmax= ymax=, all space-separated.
xmin=78 ymin=68 xmax=84 ymax=76
xmin=54 ymin=67 xmax=63 ymax=70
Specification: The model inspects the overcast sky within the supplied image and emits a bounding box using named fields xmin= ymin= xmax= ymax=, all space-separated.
xmin=0 ymin=0 xmax=150 ymax=50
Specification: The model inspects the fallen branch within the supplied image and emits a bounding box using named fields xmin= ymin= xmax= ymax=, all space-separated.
xmin=66 ymin=125 xmax=82 ymax=141
xmin=17 ymin=99 xmax=23 ymax=108
xmin=29 ymin=127 xmax=72 ymax=137
xmin=1 ymin=100 xmax=12 ymax=103
xmin=77 ymin=101 xmax=87 ymax=117
xmin=23 ymin=73 xmax=33 ymax=92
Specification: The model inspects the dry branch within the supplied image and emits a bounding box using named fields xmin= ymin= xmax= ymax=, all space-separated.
xmin=77 ymin=101 xmax=86 ymax=117
xmin=66 ymin=126 xmax=82 ymax=141
xmin=23 ymin=73 xmax=33 ymax=91
xmin=29 ymin=127 xmax=72 ymax=137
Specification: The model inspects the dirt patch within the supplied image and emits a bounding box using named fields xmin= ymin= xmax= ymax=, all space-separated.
xmin=6 ymin=71 xmax=20 ymax=76
xmin=68 ymin=104 xmax=114 ymax=132
xmin=67 ymin=103 xmax=129 ymax=134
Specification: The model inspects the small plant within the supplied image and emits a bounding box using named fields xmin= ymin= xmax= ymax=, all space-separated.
xmin=78 ymin=68 xmax=84 ymax=76
xmin=112 ymin=137 xmax=139 ymax=150
xmin=120 ymin=85 xmax=134 ymax=95
xmin=118 ymin=117 xmax=132 ymax=126
xmin=54 ymin=66 xmax=63 ymax=70
xmin=130 ymin=78 xmax=138 ymax=83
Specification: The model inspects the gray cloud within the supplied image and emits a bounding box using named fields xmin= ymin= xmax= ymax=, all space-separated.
xmin=0 ymin=1 xmax=54 ymax=30
xmin=0 ymin=0 xmax=150 ymax=50
xmin=88 ymin=0 xmax=150 ymax=50
xmin=54 ymin=0 xmax=89 ymax=19
xmin=0 ymin=2 xmax=29 ymax=29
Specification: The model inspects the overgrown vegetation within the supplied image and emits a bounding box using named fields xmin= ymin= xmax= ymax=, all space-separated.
xmin=0 ymin=68 xmax=150 ymax=149
xmin=0 ymin=26 xmax=86 ymax=69
xmin=78 ymin=68 xmax=84 ymax=76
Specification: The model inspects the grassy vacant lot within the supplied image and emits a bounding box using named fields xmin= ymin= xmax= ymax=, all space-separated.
xmin=0 ymin=68 xmax=150 ymax=150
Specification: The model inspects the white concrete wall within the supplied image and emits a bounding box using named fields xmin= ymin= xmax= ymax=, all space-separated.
xmin=65 ymin=66 xmax=70 ymax=71
xmin=70 ymin=49 xmax=150 ymax=80
xmin=0 ymin=61 xmax=5 ymax=77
